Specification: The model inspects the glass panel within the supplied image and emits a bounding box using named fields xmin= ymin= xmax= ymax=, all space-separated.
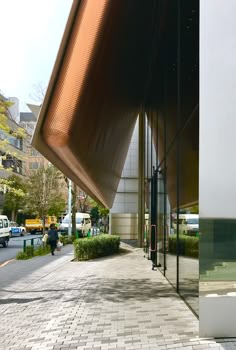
xmin=144 ymin=179 xmax=151 ymax=257
xmin=165 ymin=146 xmax=177 ymax=288
xmin=200 ymin=218 xmax=236 ymax=282
xmin=157 ymin=171 xmax=165 ymax=272
xmin=150 ymin=171 xmax=158 ymax=268
xmin=178 ymin=114 xmax=199 ymax=315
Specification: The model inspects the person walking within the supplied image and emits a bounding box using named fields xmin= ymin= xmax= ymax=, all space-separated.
xmin=47 ymin=223 xmax=59 ymax=255
xmin=42 ymin=231 xmax=48 ymax=248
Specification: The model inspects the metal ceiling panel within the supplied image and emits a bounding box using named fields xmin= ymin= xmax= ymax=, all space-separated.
xmin=32 ymin=0 xmax=156 ymax=207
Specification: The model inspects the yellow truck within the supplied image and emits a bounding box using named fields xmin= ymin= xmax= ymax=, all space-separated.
xmin=25 ymin=216 xmax=57 ymax=234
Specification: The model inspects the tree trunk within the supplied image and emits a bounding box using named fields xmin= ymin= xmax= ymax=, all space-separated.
xmin=42 ymin=215 xmax=46 ymax=234
xmin=72 ymin=183 xmax=77 ymax=235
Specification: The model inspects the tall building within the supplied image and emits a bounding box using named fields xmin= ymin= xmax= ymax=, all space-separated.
xmin=0 ymin=95 xmax=28 ymax=211
xmin=8 ymin=97 xmax=20 ymax=123
xmin=20 ymin=106 xmax=49 ymax=174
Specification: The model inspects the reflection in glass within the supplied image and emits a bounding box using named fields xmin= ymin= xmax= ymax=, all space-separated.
xmin=157 ymin=171 xmax=165 ymax=272
xmin=178 ymin=115 xmax=199 ymax=314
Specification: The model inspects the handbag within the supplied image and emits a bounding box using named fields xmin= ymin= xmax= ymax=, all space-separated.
xmin=56 ymin=241 xmax=63 ymax=251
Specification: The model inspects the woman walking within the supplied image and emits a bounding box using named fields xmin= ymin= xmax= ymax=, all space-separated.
xmin=47 ymin=223 xmax=59 ymax=255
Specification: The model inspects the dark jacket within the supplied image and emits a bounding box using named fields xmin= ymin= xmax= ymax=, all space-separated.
xmin=48 ymin=228 xmax=59 ymax=242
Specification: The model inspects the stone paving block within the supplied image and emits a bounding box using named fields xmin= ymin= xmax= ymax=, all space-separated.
xmin=0 ymin=244 xmax=234 ymax=350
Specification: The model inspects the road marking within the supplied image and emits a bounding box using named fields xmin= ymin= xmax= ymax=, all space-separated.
xmin=0 ymin=259 xmax=15 ymax=268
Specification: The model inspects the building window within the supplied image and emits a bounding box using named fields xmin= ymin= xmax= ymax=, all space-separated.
xmin=30 ymin=148 xmax=40 ymax=157
xmin=8 ymin=135 xmax=23 ymax=150
xmin=3 ymin=219 xmax=8 ymax=228
xmin=2 ymin=156 xmax=22 ymax=174
xmin=29 ymin=162 xmax=39 ymax=170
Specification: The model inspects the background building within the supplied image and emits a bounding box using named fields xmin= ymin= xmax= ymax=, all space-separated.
xmin=0 ymin=95 xmax=28 ymax=211
xmin=20 ymin=105 xmax=50 ymax=175
xmin=8 ymin=97 xmax=20 ymax=123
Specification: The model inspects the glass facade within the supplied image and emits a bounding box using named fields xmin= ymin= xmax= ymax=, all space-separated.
xmin=146 ymin=112 xmax=199 ymax=315
xmin=200 ymin=219 xmax=236 ymax=282
xmin=145 ymin=0 xmax=199 ymax=315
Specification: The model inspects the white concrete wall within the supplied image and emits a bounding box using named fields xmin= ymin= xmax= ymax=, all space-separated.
xmin=110 ymin=117 xmax=155 ymax=239
xmin=200 ymin=0 xmax=236 ymax=219
xmin=110 ymin=213 xmax=138 ymax=239
xmin=199 ymin=295 xmax=236 ymax=337
xmin=111 ymin=120 xmax=139 ymax=214
xmin=110 ymin=119 xmax=139 ymax=238
xmin=199 ymin=0 xmax=236 ymax=337
xmin=145 ymin=118 xmax=156 ymax=179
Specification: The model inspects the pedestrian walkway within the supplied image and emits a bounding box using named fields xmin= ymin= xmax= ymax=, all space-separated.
xmin=0 ymin=243 xmax=236 ymax=350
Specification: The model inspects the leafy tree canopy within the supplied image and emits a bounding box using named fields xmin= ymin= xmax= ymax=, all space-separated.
xmin=90 ymin=206 xmax=99 ymax=223
xmin=0 ymin=97 xmax=27 ymax=194
xmin=25 ymin=165 xmax=66 ymax=219
xmin=3 ymin=174 xmax=27 ymax=210
xmin=48 ymin=194 xmax=66 ymax=217
xmin=89 ymin=198 xmax=109 ymax=217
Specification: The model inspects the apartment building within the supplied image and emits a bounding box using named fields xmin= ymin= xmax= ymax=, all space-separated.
xmin=20 ymin=105 xmax=50 ymax=175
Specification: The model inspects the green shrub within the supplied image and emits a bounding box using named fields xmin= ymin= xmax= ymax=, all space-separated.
xmin=25 ymin=245 xmax=34 ymax=257
xmin=59 ymin=233 xmax=75 ymax=245
xmin=34 ymin=245 xmax=51 ymax=256
xmin=16 ymin=244 xmax=50 ymax=260
xmin=168 ymin=234 xmax=198 ymax=258
xmin=168 ymin=235 xmax=177 ymax=254
xmin=16 ymin=251 xmax=31 ymax=260
xmin=74 ymin=234 xmax=120 ymax=261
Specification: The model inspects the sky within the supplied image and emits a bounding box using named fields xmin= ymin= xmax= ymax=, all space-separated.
xmin=0 ymin=0 xmax=73 ymax=111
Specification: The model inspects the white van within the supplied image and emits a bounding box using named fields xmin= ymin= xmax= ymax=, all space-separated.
xmin=59 ymin=212 xmax=91 ymax=237
xmin=0 ymin=215 xmax=10 ymax=247
xmin=172 ymin=214 xmax=199 ymax=235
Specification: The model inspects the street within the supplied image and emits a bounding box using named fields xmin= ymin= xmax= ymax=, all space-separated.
xmin=0 ymin=233 xmax=42 ymax=265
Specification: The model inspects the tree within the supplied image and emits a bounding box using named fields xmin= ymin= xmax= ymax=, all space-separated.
xmin=29 ymin=81 xmax=46 ymax=104
xmin=0 ymin=96 xmax=26 ymax=194
xmin=3 ymin=175 xmax=27 ymax=221
xmin=89 ymin=199 xmax=109 ymax=231
xmin=25 ymin=165 xmax=66 ymax=231
xmin=72 ymin=182 xmax=77 ymax=234
xmin=47 ymin=195 xmax=66 ymax=217
xmin=64 ymin=180 xmax=91 ymax=234
xmin=0 ymin=97 xmax=26 ymax=155
xmin=90 ymin=206 xmax=99 ymax=225
xmin=77 ymin=190 xmax=93 ymax=213
xmin=99 ymin=206 xmax=109 ymax=218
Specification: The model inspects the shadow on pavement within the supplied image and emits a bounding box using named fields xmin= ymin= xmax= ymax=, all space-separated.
xmin=0 ymin=277 xmax=179 ymax=303
xmin=0 ymin=297 xmax=44 ymax=304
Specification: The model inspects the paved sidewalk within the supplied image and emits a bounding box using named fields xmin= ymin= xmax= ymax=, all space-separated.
xmin=0 ymin=243 xmax=236 ymax=350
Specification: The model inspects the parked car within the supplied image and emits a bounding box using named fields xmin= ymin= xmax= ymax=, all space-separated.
xmin=59 ymin=212 xmax=91 ymax=237
xmin=9 ymin=222 xmax=26 ymax=237
xmin=0 ymin=215 xmax=10 ymax=247
xmin=172 ymin=214 xmax=199 ymax=236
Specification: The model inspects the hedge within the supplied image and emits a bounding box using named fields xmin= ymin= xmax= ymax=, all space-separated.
xmin=73 ymin=234 xmax=120 ymax=260
xmin=168 ymin=234 xmax=198 ymax=258
xmin=16 ymin=245 xmax=51 ymax=260
xmin=16 ymin=234 xmax=73 ymax=260
xmin=59 ymin=234 xmax=75 ymax=245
